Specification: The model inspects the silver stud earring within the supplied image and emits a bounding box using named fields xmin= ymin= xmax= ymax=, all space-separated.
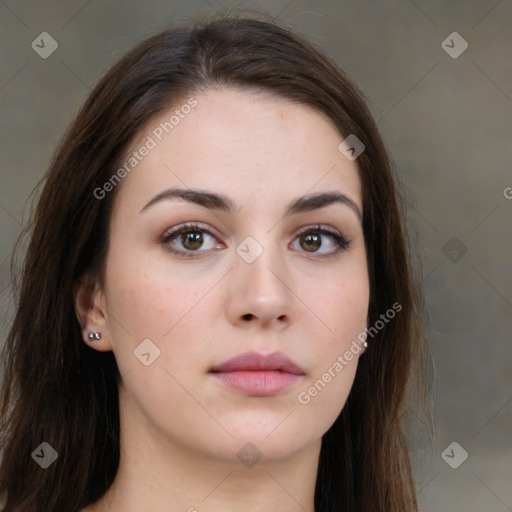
xmin=88 ymin=331 xmax=101 ymax=342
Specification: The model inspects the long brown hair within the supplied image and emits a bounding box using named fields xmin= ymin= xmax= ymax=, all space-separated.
xmin=0 ymin=11 xmax=430 ymax=512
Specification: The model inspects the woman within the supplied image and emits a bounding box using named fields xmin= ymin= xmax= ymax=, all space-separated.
xmin=0 ymin=13 xmax=429 ymax=512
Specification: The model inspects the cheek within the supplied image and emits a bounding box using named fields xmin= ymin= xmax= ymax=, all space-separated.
xmin=103 ymin=250 xmax=224 ymax=381
xmin=297 ymin=357 xmax=358 ymax=422
xmin=104 ymin=251 xmax=209 ymax=338
xmin=293 ymin=263 xmax=369 ymax=417
xmin=299 ymin=264 xmax=369 ymax=345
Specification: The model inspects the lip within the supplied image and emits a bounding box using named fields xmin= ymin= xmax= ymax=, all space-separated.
xmin=209 ymin=350 xmax=305 ymax=397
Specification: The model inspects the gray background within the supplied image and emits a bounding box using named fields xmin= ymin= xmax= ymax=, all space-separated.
xmin=0 ymin=1 xmax=511 ymax=510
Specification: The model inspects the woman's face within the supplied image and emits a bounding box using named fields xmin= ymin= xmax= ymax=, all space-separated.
xmin=92 ymin=88 xmax=369 ymax=464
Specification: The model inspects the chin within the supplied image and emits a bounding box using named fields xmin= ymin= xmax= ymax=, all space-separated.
xmin=223 ymin=425 xmax=315 ymax=461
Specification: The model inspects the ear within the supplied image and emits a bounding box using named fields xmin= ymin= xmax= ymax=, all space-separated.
xmin=73 ymin=276 xmax=113 ymax=352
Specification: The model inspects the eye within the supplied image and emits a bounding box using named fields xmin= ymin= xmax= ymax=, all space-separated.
xmin=291 ymin=225 xmax=350 ymax=258
xmin=161 ymin=223 xmax=224 ymax=257
xmin=161 ymin=223 xmax=350 ymax=259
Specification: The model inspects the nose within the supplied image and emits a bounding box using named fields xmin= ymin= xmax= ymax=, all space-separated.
xmin=225 ymin=243 xmax=298 ymax=329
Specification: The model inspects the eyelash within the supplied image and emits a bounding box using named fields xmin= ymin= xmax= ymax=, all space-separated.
xmin=160 ymin=222 xmax=351 ymax=259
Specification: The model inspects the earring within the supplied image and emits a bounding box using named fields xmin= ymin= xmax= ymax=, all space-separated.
xmin=362 ymin=318 xmax=369 ymax=349
xmin=88 ymin=331 xmax=101 ymax=342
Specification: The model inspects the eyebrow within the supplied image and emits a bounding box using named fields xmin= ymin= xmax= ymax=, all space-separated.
xmin=140 ymin=187 xmax=362 ymax=221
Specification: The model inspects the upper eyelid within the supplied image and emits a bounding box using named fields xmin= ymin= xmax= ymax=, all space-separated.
xmin=163 ymin=222 xmax=344 ymax=238
xmin=163 ymin=222 xmax=219 ymax=240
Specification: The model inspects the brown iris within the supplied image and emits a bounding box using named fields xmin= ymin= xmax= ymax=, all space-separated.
xmin=179 ymin=229 xmax=324 ymax=253
xmin=181 ymin=231 xmax=203 ymax=250
xmin=300 ymin=232 xmax=321 ymax=252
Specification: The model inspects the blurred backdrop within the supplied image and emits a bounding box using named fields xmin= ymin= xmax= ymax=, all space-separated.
xmin=0 ymin=1 xmax=511 ymax=510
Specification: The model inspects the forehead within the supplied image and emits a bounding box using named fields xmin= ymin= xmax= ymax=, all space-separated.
xmin=113 ymin=88 xmax=362 ymax=218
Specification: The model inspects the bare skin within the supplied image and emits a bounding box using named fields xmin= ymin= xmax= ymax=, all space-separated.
xmin=76 ymin=88 xmax=369 ymax=512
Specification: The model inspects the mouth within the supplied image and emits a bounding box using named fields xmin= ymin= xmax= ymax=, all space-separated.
xmin=208 ymin=350 xmax=305 ymax=397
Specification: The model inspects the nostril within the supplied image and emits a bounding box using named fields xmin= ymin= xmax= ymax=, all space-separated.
xmin=242 ymin=313 xmax=254 ymax=321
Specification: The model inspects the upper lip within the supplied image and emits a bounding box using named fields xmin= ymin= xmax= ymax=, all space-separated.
xmin=209 ymin=350 xmax=305 ymax=375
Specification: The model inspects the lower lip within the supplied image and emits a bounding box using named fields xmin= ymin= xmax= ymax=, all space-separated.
xmin=210 ymin=370 xmax=303 ymax=396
